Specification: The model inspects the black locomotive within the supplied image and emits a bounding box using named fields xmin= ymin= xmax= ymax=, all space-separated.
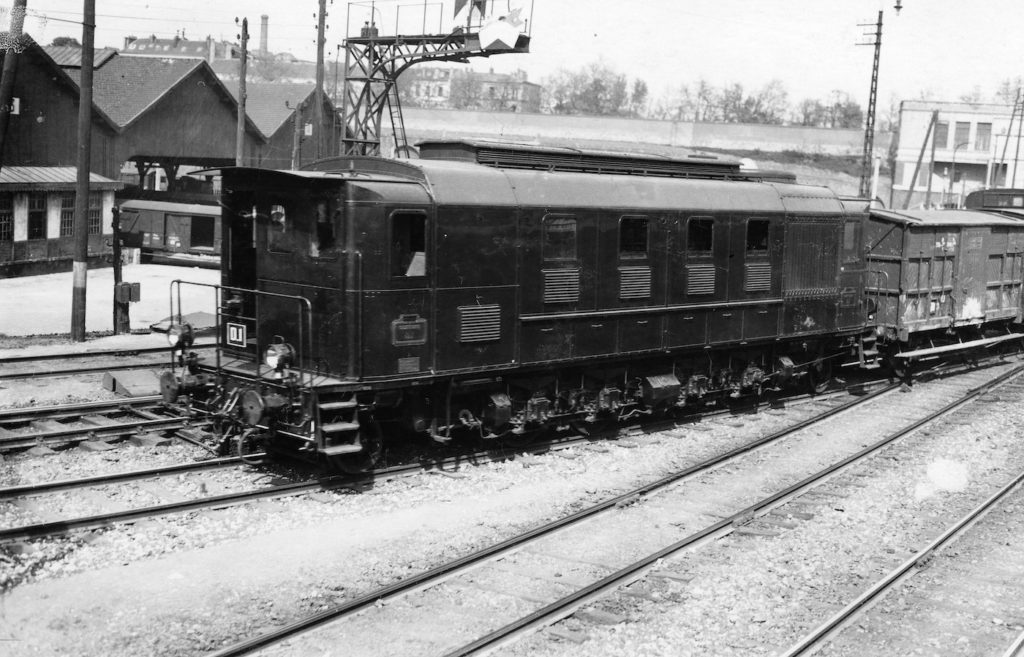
xmin=160 ymin=141 xmax=1024 ymax=471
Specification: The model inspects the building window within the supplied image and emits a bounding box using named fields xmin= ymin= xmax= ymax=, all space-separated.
xmin=27 ymin=193 xmax=46 ymax=240
xmin=542 ymin=215 xmax=576 ymax=261
xmin=934 ymin=122 xmax=949 ymax=150
xmin=954 ymin=121 xmax=971 ymax=149
xmin=687 ymin=217 xmax=713 ymax=253
xmin=976 ymin=123 xmax=992 ymax=151
xmin=746 ymin=219 xmax=770 ymax=252
xmin=0 ymin=193 xmax=12 ymax=241
xmin=917 ymin=163 xmax=932 ymax=187
xmin=619 ymin=216 xmax=648 ymax=257
xmin=88 ymin=192 xmax=103 ymax=235
xmin=59 ymin=192 xmax=75 ymax=237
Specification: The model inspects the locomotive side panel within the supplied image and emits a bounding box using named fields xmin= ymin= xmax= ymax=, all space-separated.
xmin=351 ymin=181 xmax=436 ymax=380
xmin=434 ymin=205 xmax=518 ymax=373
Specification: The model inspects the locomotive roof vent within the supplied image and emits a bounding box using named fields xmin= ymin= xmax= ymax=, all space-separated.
xmin=416 ymin=138 xmax=750 ymax=181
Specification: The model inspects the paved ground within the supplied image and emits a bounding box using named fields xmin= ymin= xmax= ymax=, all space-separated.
xmin=0 ymin=263 xmax=219 ymax=350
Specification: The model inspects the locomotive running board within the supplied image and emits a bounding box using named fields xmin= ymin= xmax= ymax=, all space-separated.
xmin=895 ymin=332 xmax=1024 ymax=360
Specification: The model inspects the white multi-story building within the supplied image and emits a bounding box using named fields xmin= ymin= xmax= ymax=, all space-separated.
xmin=892 ymin=100 xmax=1024 ymax=209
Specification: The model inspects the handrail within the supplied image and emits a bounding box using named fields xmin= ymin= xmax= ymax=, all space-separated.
xmin=169 ymin=279 xmax=316 ymax=389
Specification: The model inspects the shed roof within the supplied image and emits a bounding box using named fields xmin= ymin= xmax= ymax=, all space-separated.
xmin=42 ymin=45 xmax=118 ymax=68
xmin=64 ymin=55 xmax=205 ymax=127
xmin=871 ymin=208 xmax=1024 ymax=227
xmin=226 ymin=82 xmax=315 ymax=137
xmin=0 ymin=166 xmax=122 ymax=192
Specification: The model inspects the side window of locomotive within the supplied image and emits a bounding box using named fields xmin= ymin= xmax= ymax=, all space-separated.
xmin=619 ymin=215 xmax=648 ymax=259
xmin=391 ymin=211 xmax=426 ymax=277
xmin=746 ymin=219 xmax=770 ymax=253
xmin=542 ymin=215 xmax=577 ymax=262
xmin=687 ymin=217 xmax=713 ymax=254
xmin=842 ymin=220 xmax=860 ymax=263
xmin=310 ymin=198 xmax=340 ymax=260
xmin=267 ymin=203 xmax=294 ymax=254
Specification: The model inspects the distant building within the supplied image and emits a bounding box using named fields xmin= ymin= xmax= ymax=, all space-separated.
xmin=122 ymin=34 xmax=238 ymax=63
xmin=893 ymin=100 xmax=1022 ymax=209
xmin=398 ymin=66 xmax=541 ymax=113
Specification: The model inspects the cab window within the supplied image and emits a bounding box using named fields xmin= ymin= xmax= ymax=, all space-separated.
xmin=391 ymin=211 xmax=426 ymax=277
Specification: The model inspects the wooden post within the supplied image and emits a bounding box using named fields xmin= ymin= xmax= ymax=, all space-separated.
xmin=0 ymin=0 xmax=27 ymax=177
xmin=236 ymin=18 xmax=248 ymax=166
xmin=315 ymin=0 xmax=326 ymax=161
xmin=111 ymin=205 xmax=130 ymax=334
xmin=71 ymin=0 xmax=95 ymax=342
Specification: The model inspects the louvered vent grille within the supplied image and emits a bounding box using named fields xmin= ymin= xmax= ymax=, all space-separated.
xmin=745 ymin=262 xmax=772 ymax=292
xmin=686 ymin=264 xmax=715 ymax=295
xmin=458 ymin=305 xmax=501 ymax=342
xmin=785 ymin=222 xmax=840 ymax=297
xmin=619 ymin=266 xmax=651 ymax=299
xmin=543 ymin=269 xmax=580 ymax=303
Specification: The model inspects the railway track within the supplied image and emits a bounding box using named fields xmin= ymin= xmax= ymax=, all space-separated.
xmin=201 ymin=360 xmax=1023 ymax=657
xmin=780 ymin=465 xmax=1024 ymax=657
xmin=0 ymin=343 xmax=214 ymax=381
xmin=0 ymin=374 xmax=897 ymax=545
xmin=0 ymin=397 xmax=201 ymax=452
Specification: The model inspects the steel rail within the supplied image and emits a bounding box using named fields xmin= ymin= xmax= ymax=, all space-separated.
xmin=204 ymin=382 xmax=901 ymax=657
xmin=0 ymin=342 xmax=215 ymax=364
xmin=0 ymin=416 xmax=205 ymax=451
xmin=0 ymin=396 xmax=163 ymax=420
xmin=780 ymin=464 xmax=1024 ymax=656
xmin=440 ymin=364 xmax=1024 ymax=657
xmin=0 ymin=455 xmax=261 ymax=499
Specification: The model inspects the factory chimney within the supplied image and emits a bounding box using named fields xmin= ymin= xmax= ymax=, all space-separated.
xmin=260 ymin=15 xmax=269 ymax=54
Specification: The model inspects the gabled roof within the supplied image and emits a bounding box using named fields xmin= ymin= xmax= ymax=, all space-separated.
xmin=0 ymin=166 xmax=122 ymax=191
xmin=227 ymin=82 xmax=315 ymax=137
xmin=61 ymin=53 xmax=264 ymax=138
xmin=42 ymin=45 xmax=118 ymax=68
xmin=0 ymin=35 xmax=120 ymax=133
xmin=64 ymin=55 xmax=204 ymax=127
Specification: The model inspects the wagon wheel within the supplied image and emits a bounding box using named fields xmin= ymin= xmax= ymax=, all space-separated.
xmin=328 ymin=421 xmax=384 ymax=474
xmin=806 ymin=355 xmax=833 ymax=395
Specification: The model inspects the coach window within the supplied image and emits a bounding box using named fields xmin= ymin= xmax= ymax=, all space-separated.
xmin=391 ymin=211 xmax=426 ymax=277
xmin=619 ymin=215 xmax=648 ymax=258
xmin=746 ymin=219 xmax=770 ymax=253
xmin=687 ymin=217 xmax=713 ymax=253
xmin=542 ymin=215 xmax=576 ymax=261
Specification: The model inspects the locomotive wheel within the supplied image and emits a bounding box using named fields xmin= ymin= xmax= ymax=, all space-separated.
xmin=807 ymin=356 xmax=833 ymax=394
xmin=328 ymin=421 xmax=383 ymax=474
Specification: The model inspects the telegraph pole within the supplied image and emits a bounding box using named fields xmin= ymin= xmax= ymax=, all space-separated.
xmin=0 ymin=0 xmax=28 ymax=177
xmin=236 ymin=17 xmax=248 ymax=166
xmin=314 ymin=0 xmax=327 ymax=161
xmin=71 ymin=0 xmax=95 ymax=341
xmin=857 ymin=10 xmax=883 ymax=199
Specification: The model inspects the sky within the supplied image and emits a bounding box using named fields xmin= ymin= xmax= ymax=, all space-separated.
xmin=7 ymin=0 xmax=1024 ymax=110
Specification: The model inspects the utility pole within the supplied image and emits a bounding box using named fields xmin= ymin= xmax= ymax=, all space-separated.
xmin=315 ymin=0 xmax=327 ymax=161
xmin=857 ymin=10 xmax=883 ymax=199
xmin=236 ymin=17 xmax=248 ymax=166
xmin=71 ymin=0 xmax=95 ymax=342
xmin=0 ymin=0 xmax=27 ymax=177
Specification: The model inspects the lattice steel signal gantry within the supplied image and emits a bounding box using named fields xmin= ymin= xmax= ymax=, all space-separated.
xmin=340 ymin=4 xmax=531 ymax=157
